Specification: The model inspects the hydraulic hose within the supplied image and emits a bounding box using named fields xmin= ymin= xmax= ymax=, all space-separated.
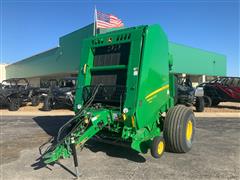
xmin=57 ymin=84 xmax=102 ymax=142
xmin=42 ymin=84 xmax=103 ymax=155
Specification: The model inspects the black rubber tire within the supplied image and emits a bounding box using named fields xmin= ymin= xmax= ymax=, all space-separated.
xmin=195 ymin=97 xmax=204 ymax=112
xmin=203 ymin=96 xmax=212 ymax=107
xmin=163 ymin=105 xmax=196 ymax=153
xmin=8 ymin=98 xmax=20 ymax=111
xmin=211 ymin=99 xmax=220 ymax=107
xmin=150 ymin=136 xmax=165 ymax=158
xmin=42 ymin=97 xmax=52 ymax=111
xmin=31 ymin=96 xmax=40 ymax=106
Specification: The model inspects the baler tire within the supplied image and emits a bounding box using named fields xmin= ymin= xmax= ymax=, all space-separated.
xmin=195 ymin=97 xmax=204 ymax=112
xmin=150 ymin=136 xmax=165 ymax=158
xmin=164 ymin=105 xmax=196 ymax=153
xmin=8 ymin=98 xmax=20 ymax=111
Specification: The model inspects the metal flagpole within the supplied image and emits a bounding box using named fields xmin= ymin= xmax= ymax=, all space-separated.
xmin=93 ymin=6 xmax=97 ymax=36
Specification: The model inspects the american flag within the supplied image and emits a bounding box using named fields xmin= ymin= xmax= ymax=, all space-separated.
xmin=96 ymin=11 xmax=124 ymax=29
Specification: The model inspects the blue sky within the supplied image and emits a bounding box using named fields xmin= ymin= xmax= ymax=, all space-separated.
xmin=1 ymin=0 xmax=239 ymax=76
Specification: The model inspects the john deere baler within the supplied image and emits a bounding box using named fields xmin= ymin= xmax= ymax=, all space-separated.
xmin=43 ymin=24 xmax=196 ymax=176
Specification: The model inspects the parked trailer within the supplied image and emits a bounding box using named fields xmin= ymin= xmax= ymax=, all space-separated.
xmin=199 ymin=76 xmax=240 ymax=106
xmin=42 ymin=25 xmax=196 ymax=177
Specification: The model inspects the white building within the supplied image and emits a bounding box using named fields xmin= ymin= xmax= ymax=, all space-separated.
xmin=0 ymin=64 xmax=7 ymax=82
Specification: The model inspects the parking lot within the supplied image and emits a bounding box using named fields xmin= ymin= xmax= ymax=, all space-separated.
xmin=0 ymin=103 xmax=239 ymax=180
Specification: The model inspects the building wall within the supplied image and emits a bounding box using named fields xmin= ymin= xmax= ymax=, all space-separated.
xmin=28 ymin=77 xmax=41 ymax=87
xmin=5 ymin=24 xmax=227 ymax=81
xmin=169 ymin=42 xmax=226 ymax=76
xmin=6 ymin=47 xmax=60 ymax=79
xmin=0 ymin=64 xmax=7 ymax=82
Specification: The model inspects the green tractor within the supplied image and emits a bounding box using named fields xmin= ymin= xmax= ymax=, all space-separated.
xmin=43 ymin=24 xmax=196 ymax=177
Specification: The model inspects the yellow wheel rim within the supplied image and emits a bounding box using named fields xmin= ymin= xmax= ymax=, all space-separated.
xmin=186 ymin=120 xmax=193 ymax=141
xmin=157 ymin=141 xmax=164 ymax=155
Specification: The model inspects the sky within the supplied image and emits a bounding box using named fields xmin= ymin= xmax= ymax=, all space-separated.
xmin=1 ymin=0 xmax=239 ymax=76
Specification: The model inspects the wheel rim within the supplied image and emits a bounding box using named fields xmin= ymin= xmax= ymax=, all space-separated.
xmin=157 ymin=141 xmax=164 ymax=155
xmin=186 ymin=120 xmax=193 ymax=141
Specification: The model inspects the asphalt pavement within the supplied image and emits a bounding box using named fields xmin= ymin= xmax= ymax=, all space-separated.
xmin=0 ymin=115 xmax=239 ymax=180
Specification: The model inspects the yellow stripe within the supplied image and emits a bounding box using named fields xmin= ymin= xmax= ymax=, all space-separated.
xmin=131 ymin=116 xmax=135 ymax=127
xmin=122 ymin=114 xmax=127 ymax=121
xmin=145 ymin=84 xmax=169 ymax=100
xmin=146 ymin=96 xmax=154 ymax=102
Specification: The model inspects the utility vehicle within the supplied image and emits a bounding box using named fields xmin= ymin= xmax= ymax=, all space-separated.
xmin=176 ymin=76 xmax=204 ymax=112
xmin=0 ymin=78 xmax=40 ymax=111
xmin=42 ymin=77 xmax=77 ymax=111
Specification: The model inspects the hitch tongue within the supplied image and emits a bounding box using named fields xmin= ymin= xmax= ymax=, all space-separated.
xmin=71 ymin=137 xmax=81 ymax=178
xmin=43 ymin=109 xmax=111 ymax=177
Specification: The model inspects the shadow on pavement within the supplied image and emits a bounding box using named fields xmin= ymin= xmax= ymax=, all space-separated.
xmin=31 ymin=157 xmax=77 ymax=177
xmin=31 ymin=115 xmax=74 ymax=174
xmin=32 ymin=115 xmax=72 ymax=136
xmin=85 ymin=139 xmax=146 ymax=163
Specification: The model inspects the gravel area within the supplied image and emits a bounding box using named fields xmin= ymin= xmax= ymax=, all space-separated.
xmin=204 ymin=102 xmax=240 ymax=113
xmin=0 ymin=103 xmax=74 ymax=116
xmin=0 ymin=102 xmax=239 ymax=117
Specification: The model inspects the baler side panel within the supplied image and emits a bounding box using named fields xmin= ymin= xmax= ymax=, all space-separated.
xmin=123 ymin=36 xmax=144 ymax=127
xmin=136 ymin=25 xmax=170 ymax=129
xmin=74 ymin=42 xmax=93 ymax=111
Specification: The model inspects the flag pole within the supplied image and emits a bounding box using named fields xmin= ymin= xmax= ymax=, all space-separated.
xmin=93 ymin=6 xmax=97 ymax=36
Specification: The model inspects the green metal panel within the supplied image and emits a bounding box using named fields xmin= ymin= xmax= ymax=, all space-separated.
xmin=98 ymin=27 xmax=124 ymax=34
xmin=135 ymin=25 xmax=170 ymax=129
xmin=58 ymin=24 xmax=94 ymax=73
xmin=169 ymin=42 xmax=227 ymax=76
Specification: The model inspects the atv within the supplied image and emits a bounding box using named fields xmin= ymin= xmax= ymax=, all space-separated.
xmin=198 ymin=77 xmax=240 ymax=106
xmin=176 ymin=76 xmax=205 ymax=112
xmin=0 ymin=78 xmax=41 ymax=111
xmin=42 ymin=77 xmax=77 ymax=111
